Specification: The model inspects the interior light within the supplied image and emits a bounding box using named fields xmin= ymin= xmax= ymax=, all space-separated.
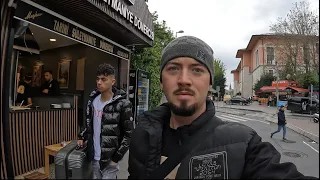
xmin=50 ymin=39 xmax=56 ymax=42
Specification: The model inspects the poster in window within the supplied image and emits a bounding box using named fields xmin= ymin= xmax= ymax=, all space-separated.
xmin=57 ymin=60 xmax=71 ymax=89
xmin=32 ymin=62 xmax=43 ymax=87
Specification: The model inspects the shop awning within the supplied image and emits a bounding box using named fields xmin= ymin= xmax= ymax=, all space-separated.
xmin=288 ymin=87 xmax=309 ymax=92
xmin=30 ymin=0 xmax=154 ymax=47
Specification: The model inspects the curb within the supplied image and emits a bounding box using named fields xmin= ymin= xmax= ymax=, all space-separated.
xmin=215 ymin=106 xmax=264 ymax=113
xmin=265 ymin=117 xmax=319 ymax=143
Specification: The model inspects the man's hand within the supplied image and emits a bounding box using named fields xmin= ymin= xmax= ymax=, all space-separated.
xmin=42 ymin=89 xmax=49 ymax=94
xmin=110 ymin=161 xmax=117 ymax=166
xmin=77 ymin=140 xmax=83 ymax=147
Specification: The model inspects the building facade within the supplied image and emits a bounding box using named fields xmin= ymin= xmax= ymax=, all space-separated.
xmin=231 ymin=34 xmax=319 ymax=98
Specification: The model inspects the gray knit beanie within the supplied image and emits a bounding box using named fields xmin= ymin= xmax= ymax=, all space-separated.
xmin=160 ymin=36 xmax=214 ymax=84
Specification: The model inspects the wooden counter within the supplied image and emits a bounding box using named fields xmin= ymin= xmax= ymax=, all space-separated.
xmin=8 ymin=96 xmax=79 ymax=177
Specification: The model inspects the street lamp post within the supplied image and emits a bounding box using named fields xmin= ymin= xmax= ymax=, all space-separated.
xmin=175 ymin=30 xmax=184 ymax=38
xmin=275 ymin=61 xmax=279 ymax=113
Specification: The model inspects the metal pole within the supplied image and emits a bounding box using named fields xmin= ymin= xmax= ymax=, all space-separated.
xmin=310 ymin=84 xmax=313 ymax=122
xmin=275 ymin=61 xmax=279 ymax=113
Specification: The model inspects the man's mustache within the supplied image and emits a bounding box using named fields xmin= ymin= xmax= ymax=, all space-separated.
xmin=173 ymin=88 xmax=195 ymax=95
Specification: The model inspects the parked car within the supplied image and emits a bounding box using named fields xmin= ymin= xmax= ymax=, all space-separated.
xmin=287 ymin=97 xmax=319 ymax=114
xmin=226 ymin=96 xmax=250 ymax=105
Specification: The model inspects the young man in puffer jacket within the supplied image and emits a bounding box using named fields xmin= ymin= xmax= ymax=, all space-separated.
xmin=128 ymin=36 xmax=317 ymax=179
xmin=78 ymin=63 xmax=133 ymax=179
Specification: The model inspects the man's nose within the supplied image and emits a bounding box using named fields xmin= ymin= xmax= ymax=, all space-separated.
xmin=177 ymin=69 xmax=192 ymax=86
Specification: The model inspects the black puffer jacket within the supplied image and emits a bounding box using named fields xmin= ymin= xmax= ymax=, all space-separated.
xmin=78 ymin=86 xmax=133 ymax=169
xmin=278 ymin=109 xmax=286 ymax=125
xmin=128 ymin=100 xmax=315 ymax=179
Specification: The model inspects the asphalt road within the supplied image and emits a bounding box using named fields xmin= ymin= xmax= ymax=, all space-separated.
xmin=117 ymin=112 xmax=319 ymax=178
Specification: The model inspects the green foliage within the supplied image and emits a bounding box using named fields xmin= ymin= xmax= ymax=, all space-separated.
xmin=298 ymin=72 xmax=319 ymax=89
xmin=212 ymin=59 xmax=227 ymax=97
xmin=131 ymin=12 xmax=175 ymax=109
xmin=253 ymin=73 xmax=276 ymax=92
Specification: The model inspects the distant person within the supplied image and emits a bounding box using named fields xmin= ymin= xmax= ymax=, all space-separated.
xmin=41 ymin=70 xmax=60 ymax=96
xmin=271 ymin=105 xmax=287 ymax=140
xmin=128 ymin=36 xmax=315 ymax=179
xmin=16 ymin=73 xmax=33 ymax=107
xmin=268 ymin=96 xmax=272 ymax=107
xmin=207 ymin=92 xmax=213 ymax=101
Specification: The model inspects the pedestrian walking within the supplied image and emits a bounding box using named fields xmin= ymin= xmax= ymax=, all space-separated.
xmin=78 ymin=63 xmax=133 ymax=179
xmin=127 ymin=36 xmax=315 ymax=179
xmin=268 ymin=96 xmax=272 ymax=107
xmin=271 ymin=105 xmax=287 ymax=140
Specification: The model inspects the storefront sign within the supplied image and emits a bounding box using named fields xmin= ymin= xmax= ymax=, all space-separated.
xmin=15 ymin=2 xmax=130 ymax=60
xmin=88 ymin=0 xmax=154 ymax=41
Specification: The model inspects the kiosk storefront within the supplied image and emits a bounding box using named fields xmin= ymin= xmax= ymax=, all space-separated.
xmin=1 ymin=0 xmax=153 ymax=178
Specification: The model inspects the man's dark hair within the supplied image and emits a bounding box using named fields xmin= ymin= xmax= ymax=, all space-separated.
xmin=96 ymin=63 xmax=115 ymax=76
xmin=44 ymin=70 xmax=53 ymax=74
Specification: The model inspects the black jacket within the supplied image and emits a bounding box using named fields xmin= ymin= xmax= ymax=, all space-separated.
xmin=278 ymin=109 xmax=286 ymax=125
xmin=128 ymin=100 xmax=315 ymax=179
xmin=41 ymin=79 xmax=60 ymax=96
xmin=78 ymin=87 xmax=133 ymax=169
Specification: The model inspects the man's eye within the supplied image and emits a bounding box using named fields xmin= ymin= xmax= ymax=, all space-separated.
xmin=193 ymin=68 xmax=204 ymax=73
xmin=168 ymin=67 xmax=178 ymax=71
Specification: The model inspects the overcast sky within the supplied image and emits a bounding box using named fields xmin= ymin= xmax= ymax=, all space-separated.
xmin=147 ymin=0 xmax=319 ymax=89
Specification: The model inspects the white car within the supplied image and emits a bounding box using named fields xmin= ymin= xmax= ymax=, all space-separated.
xmin=314 ymin=113 xmax=319 ymax=123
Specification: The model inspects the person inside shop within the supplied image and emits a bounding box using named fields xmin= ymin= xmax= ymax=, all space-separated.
xmin=16 ymin=72 xmax=33 ymax=107
xmin=41 ymin=70 xmax=60 ymax=96
xmin=127 ymin=36 xmax=316 ymax=179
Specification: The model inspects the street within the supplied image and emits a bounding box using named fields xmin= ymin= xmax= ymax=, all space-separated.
xmin=116 ymin=111 xmax=319 ymax=179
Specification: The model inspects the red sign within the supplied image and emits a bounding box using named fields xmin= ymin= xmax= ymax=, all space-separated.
xmin=272 ymin=80 xmax=298 ymax=87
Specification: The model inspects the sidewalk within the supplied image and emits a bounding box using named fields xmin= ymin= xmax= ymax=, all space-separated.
xmin=215 ymin=101 xmax=319 ymax=143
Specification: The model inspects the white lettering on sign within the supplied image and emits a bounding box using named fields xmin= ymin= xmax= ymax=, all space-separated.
xmin=117 ymin=50 xmax=129 ymax=59
xmin=71 ymin=28 xmax=97 ymax=46
xmin=100 ymin=40 xmax=114 ymax=53
xmin=53 ymin=20 xmax=69 ymax=35
xmin=89 ymin=0 xmax=154 ymax=40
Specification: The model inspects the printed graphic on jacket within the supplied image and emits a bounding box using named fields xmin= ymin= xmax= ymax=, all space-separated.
xmin=189 ymin=151 xmax=228 ymax=179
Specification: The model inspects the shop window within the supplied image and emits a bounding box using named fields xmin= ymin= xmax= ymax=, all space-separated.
xmin=266 ymin=47 xmax=274 ymax=65
xmin=119 ymin=58 xmax=129 ymax=92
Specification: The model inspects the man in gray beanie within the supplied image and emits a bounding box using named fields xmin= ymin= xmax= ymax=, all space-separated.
xmin=128 ymin=36 xmax=314 ymax=179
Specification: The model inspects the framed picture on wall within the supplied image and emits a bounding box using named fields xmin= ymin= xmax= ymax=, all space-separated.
xmin=32 ymin=62 xmax=43 ymax=87
xmin=57 ymin=60 xmax=71 ymax=89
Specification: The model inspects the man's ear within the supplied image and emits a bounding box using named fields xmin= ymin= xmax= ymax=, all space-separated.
xmin=112 ymin=77 xmax=116 ymax=86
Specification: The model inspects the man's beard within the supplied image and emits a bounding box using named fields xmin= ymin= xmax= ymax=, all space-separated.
xmin=168 ymin=100 xmax=197 ymax=116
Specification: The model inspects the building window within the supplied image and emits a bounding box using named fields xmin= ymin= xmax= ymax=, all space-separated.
xmin=266 ymin=47 xmax=274 ymax=65
xmin=255 ymin=50 xmax=259 ymax=67
xmin=268 ymin=69 xmax=274 ymax=76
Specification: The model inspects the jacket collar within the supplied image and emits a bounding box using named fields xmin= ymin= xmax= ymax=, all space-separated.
xmin=144 ymin=100 xmax=216 ymax=135
xmin=89 ymin=86 xmax=127 ymax=102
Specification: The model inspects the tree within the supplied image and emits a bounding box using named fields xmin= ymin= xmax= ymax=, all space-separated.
xmin=298 ymin=72 xmax=319 ymax=89
xmin=212 ymin=59 xmax=227 ymax=97
xmin=131 ymin=12 xmax=175 ymax=109
xmin=253 ymin=73 xmax=275 ymax=92
xmin=270 ymin=1 xmax=319 ymax=77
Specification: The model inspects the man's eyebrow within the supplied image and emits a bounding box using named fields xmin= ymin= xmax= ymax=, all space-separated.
xmin=168 ymin=62 xmax=205 ymax=67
